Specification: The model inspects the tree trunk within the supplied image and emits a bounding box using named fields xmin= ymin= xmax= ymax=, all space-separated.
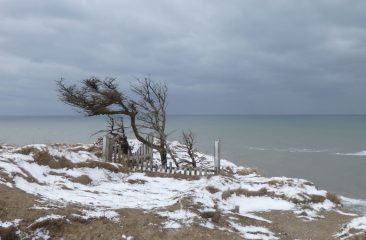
xmin=160 ymin=149 xmax=167 ymax=166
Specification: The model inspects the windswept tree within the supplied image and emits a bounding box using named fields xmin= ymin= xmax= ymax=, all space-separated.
xmin=56 ymin=77 xmax=169 ymax=165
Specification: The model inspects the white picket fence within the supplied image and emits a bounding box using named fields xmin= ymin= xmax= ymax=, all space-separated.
xmin=102 ymin=135 xmax=222 ymax=176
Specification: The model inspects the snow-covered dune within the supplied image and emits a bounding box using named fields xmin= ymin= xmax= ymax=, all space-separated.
xmin=0 ymin=141 xmax=365 ymax=239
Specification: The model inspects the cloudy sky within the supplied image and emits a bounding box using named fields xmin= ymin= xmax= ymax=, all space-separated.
xmin=0 ymin=0 xmax=365 ymax=115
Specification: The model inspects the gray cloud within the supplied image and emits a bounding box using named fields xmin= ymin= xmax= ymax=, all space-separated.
xmin=0 ymin=0 xmax=365 ymax=115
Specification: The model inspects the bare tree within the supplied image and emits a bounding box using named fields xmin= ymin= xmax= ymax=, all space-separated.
xmin=181 ymin=130 xmax=198 ymax=167
xmin=57 ymin=77 xmax=169 ymax=165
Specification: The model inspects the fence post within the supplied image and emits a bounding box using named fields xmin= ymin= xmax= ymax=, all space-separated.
xmin=147 ymin=135 xmax=154 ymax=161
xmin=102 ymin=135 xmax=113 ymax=162
xmin=214 ymin=140 xmax=221 ymax=174
xmin=113 ymin=141 xmax=117 ymax=163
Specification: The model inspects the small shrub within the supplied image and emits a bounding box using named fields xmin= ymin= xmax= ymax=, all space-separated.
xmin=326 ymin=192 xmax=341 ymax=205
xmin=200 ymin=211 xmax=221 ymax=223
xmin=309 ymin=194 xmax=326 ymax=203
xmin=127 ymin=179 xmax=147 ymax=184
xmin=72 ymin=175 xmax=92 ymax=185
xmin=206 ymin=186 xmax=220 ymax=194
xmin=56 ymin=156 xmax=75 ymax=169
xmin=221 ymin=188 xmax=268 ymax=200
xmin=32 ymin=151 xmax=75 ymax=169
xmin=221 ymin=190 xmax=232 ymax=200
xmin=0 ymin=226 xmax=19 ymax=240
xmin=268 ymin=180 xmax=283 ymax=186
xmin=16 ymin=146 xmax=36 ymax=155
xmin=236 ymin=167 xmax=258 ymax=176
xmin=33 ymin=150 xmax=56 ymax=166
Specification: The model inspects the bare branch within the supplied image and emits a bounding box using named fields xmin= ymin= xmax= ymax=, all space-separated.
xmin=56 ymin=76 xmax=169 ymax=165
xmin=181 ymin=130 xmax=198 ymax=167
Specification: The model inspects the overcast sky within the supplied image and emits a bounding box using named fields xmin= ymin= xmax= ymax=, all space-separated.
xmin=0 ymin=0 xmax=365 ymax=115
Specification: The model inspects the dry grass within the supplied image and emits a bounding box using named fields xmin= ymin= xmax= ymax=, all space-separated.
xmin=127 ymin=179 xmax=147 ymax=184
xmin=33 ymin=150 xmax=58 ymax=167
xmin=28 ymin=217 xmax=69 ymax=231
xmin=309 ymin=194 xmax=326 ymax=203
xmin=200 ymin=210 xmax=221 ymax=223
xmin=326 ymin=192 xmax=341 ymax=205
xmin=16 ymin=146 xmax=37 ymax=155
xmin=268 ymin=179 xmax=285 ymax=186
xmin=68 ymin=144 xmax=102 ymax=158
xmin=236 ymin=167 xmax=259 ymax=176
xmin=347 ymin=233 xmax=366 ymax=240
xmin=302 ymin=181 xmax=315 ymax=186
xmin=74 ymin=161 xmax=127 ymax=173
xmin=72 ymin=175 xmax=92 ymax=185
xmin=0 ymin=226 xmax=18 ymax=240
xmin=0 ymin=171 xmax=12 ymax=183
xmin=14 ymin=166 xmax=40 ymax=184
xmin=222 ymin=188 xmax=268 ymax=200
xmin=33 ymin=150 xmax=75 ymax=169
xmin=17 ymin=146 xmax=126 ymax=174
xmin=206 ymin=186 xmax=220 ymax=194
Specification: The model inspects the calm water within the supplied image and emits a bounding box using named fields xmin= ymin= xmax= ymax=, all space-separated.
xmin=1 ymin=115 xmax=366 ymax=204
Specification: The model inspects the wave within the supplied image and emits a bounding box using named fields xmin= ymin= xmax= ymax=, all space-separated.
xmin=336 ymin=151 xmax=366 ymax=156
xmin=248 ymin=146 xmax=329 ymax=153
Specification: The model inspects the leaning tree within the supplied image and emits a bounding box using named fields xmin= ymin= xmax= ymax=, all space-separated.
xmin=56 ymin=77 xmax=169 ymax=165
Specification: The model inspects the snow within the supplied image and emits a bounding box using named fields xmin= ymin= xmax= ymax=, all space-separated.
xmin=199 ymin=221 xmax=215 ymax=229
xmin=158 ymin=209 xmax=197 ymax=228
xmin=229 ymin=222 xmax=278 ymax=240
xmin=72 ymin=209 xmax=120 ymax=222
xmin=220 ymin=196 xmax=295 ymax=214
xmin=336 ymin=217 xmax=366 ymax=239
xmin=48 ymin=146 xmax=98 ymax=163
xmin=31 ymin=228 xmax=50 ymax=240
xmin=0 ymin=141 xmax=363 ymax=238
xmin=33 ymin=214 xmax=64 ymax=223
xmin=0 ymin=219 xmax=21 ymax=228
xmin=122 ymin=234 xmax=134 ymax=240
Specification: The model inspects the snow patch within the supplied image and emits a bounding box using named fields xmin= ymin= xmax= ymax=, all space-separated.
xmin=229 ymin=221 xmax=278 ymax=240
xmin=336 ymin=217 xmax=366 ymax=239
xmin=159 ymin=210 xmax=198 ymax=229
xmin=0 ymin=219 xmax=21 ymax=228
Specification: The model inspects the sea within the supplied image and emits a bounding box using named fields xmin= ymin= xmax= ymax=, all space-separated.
xmin=1 ymin=115 xmax=366 ymax=214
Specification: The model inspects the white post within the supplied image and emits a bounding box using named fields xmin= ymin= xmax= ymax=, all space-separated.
xmin=102 ymin=135 xmax=113 ymax=162
xmin=214 ymin=140 xmax=221 ymax=174
xmin=102 ymin=136 xmax=108 ymax=162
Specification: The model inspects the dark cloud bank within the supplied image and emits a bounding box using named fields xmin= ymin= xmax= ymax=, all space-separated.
xmin=0 ymin=0 xmax=365 ymax=115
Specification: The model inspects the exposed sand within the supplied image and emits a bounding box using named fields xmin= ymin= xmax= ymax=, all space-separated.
xmin=0 ymin=184 xmax=360 ymax=240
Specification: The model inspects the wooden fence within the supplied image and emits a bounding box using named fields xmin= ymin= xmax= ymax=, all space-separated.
xmin=102 ymin=135 xmax=222 ymax=176
xmin=102 ymin=134 xmax=153 ymax=164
